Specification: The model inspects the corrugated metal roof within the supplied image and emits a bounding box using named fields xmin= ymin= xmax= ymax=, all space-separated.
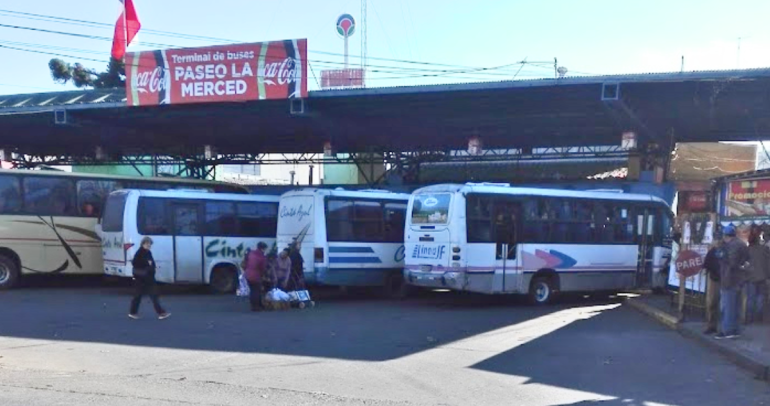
xmin=312 ymin=67 xmax=770 ymax=97
xmin=0 ymin=88 xmax=124 ymax=110
xmin=2 ymin=66 xmax=769 ymax=110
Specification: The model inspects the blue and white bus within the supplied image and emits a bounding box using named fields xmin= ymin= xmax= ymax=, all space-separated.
xmin=404 ymin=183 xmax=673 ymax=304
xmin=277 ymin=188 xmax=410 ymax=293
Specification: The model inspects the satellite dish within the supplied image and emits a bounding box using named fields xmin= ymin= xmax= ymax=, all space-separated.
xmin=557 ymin=66 xmax=568 ymax=77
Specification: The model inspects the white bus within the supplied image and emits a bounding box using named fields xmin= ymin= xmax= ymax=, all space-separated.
xmin=404 ymin=183 xmax=673 ymax=304
xmin=100 ymin=189 xmax=278 ymax=293
xmin=0 ymin=168 xmax=246 ymax=289
xmin=277 ymin=188 xmax=410 ymax=293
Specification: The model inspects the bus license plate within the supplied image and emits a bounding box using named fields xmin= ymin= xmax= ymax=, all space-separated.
xmin=420 ymin=265 xmax=432 ymax=272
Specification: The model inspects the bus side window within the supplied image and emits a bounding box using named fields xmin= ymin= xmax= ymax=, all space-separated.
xmin=383 ymin=202 xmax=407 ymax=243
xmin=0 ymin=175 xmax=21 ymax=214
xmin=467 ymin=196 xmax=493 ymax=243
xmin=23 ymin=177 xmax=76 ymax=216
xmin=138 ymin=198 xmax=170 ymax=235
xmin=593 ymin=203 xmax=613 ymax=243
xmin=76 ymin=180 xmax=121 ymax=218
xmin=573 ymin=201 xmax=592 ymax=243
xmin=522 ymin=199 xmax=541 ymax=242
xmin=555 ymin=200 xmax=571 ymax=242
xmin=326 ymin=200 xmax=354 ymax=242
xmin=353 ymin=201 xmax=383 ymax=242
xmin=205 ymin=201 xmax=238 ymax=236
xmin=236 ymin=202 xmax=277 ymax=238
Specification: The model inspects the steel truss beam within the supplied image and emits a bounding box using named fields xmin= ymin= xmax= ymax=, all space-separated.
xmin=9 ymin=145 xmax=635 ymax=183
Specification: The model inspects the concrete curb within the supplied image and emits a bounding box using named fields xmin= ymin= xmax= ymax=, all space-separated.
xmin=626 ymin=297 xmax=770 ymax=381
xmin=625 ymin=297 xmax=680 ymax=330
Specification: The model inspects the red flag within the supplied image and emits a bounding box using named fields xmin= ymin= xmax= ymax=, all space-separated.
xmin=111 ymin=0 xmax=141 ymax=60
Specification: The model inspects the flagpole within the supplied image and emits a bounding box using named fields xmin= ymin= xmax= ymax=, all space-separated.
xmin=122 ymin=0 xmax=127 ymax=59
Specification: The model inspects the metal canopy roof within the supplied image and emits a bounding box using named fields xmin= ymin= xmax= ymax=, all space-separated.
xmin=1 ymin=68 xmax=770 ymax=156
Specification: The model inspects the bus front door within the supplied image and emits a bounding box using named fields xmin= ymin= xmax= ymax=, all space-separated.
xmin=495 ymin=202 xmax=522 ymax=293
xmin=635 ymin=209 xmax=655 ymax=289
xmin=172 ymin=203 xmax=204 ymax=284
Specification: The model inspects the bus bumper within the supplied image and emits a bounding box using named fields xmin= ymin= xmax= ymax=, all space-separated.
xmin=104 ymin=264 xmax=131 ymax=278
xmin=405 ymin=269 xmax=467 ymax=290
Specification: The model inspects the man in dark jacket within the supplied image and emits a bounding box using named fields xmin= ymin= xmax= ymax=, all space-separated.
xmin=288 ymin=240 xmax=306 ymax=291
xmin=703 ymin=245 xmax=720 ymax=334
xmin=715 ymin=225 xmax=749 ymax=339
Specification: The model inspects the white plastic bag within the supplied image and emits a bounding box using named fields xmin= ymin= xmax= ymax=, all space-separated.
xmin=268 ymin=288 xmax=290 ymax=302
xmin=236 ymin=272 xmax=250 ymax=297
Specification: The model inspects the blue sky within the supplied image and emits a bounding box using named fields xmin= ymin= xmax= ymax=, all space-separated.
xmin=0 ymin=0 xmax=769 ymax=95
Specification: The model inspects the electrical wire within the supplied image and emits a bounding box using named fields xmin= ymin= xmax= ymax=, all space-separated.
xmin=0 ymin=9 xmax=578 ymax=85
xmin=0 ymin=9 xmax=488 ymax=70
xmin=0 ymin=33 xmax=549 ymax=81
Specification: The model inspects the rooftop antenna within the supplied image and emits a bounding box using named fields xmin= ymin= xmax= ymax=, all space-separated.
xmin=737 ymin=36 xmax=750 ymax=68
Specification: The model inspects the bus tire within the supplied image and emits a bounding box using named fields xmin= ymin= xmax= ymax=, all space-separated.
xmin=0 ymin=254 xmax=20 ymax=290
xmin=529 ymin=276 xmax=556 ymax=305
xmin=209 ymin=265 xmax=237 ymax=295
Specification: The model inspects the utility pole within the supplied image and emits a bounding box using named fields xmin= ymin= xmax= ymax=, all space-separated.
xmin=554 ymin=57 xmax=558 ymax=79
xmin=361 ymin=0 xmax=368 ymax=86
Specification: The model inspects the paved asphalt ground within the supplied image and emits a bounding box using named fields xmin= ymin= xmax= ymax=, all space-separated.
xmin=0 ymin=277 xmax=769 ymax=406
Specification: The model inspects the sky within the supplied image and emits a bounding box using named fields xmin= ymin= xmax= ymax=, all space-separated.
xmin=1 ymin=0 xmax=770 ymax=95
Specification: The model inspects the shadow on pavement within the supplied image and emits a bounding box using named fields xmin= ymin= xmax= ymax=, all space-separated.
xmin=471 ymin=301 xmax=768 ymax=406
xmin=0 ymin=280 xmax=618 ymax=363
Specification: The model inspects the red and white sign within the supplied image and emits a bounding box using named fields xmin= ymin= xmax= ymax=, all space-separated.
xmin=125 ymin=39 xmax=308 ymax=106
xmin=675 ymin=249 xmax=704 ymax=278
xmin=320 ymin=68 xmax=364 ymax=89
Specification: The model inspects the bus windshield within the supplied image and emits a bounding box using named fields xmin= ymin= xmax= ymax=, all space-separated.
xmin=411 ymin=193 xmax=451 ymax=225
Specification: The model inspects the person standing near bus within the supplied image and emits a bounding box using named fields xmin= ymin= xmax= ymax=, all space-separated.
xmin=715 ymin=225 xmax=749 ymax=339
xmin=746 ymin=227 xmax=770 ymax=324
xmin=703 ymin=243 xmax=721 ymax=335
xmin=243 ymin=242 xmax=268 ymax=311
xmin=129 ymin=237 xmax=170 ymax=320
xmin=288 ymin=240 xmax=306 ymax=291
xmin=275 ymin=248 xmax=292 ymax=290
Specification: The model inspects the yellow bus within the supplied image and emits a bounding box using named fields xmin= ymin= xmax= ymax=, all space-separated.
xmin=0 ymin=168 xmax=246 ymax=289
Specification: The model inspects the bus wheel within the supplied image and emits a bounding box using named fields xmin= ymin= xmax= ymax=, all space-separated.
xmin=529 ymin=277 xmax=555 ymax=305
xmin=0 ymin=255 xmax=19 ymax=290
xmin=209 ymin=265 xmax=237 ymax=295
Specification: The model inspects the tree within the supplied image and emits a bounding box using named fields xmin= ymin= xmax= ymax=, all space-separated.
xmin=48 ymin=57 xmax=125 ymax=89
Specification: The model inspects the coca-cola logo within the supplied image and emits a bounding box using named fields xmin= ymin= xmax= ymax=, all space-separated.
xmin=261 ymin=57 xmax=298 ymax=86
xmin=134 ymin=67 xmax=168 ymax=94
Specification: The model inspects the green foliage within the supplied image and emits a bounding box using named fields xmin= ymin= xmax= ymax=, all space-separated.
xmin=48 ymin=58 xmax=125 ymax=89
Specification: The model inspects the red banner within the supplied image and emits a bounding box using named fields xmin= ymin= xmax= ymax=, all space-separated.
xmin=125 ymin=39 xmax=307 ymax=106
